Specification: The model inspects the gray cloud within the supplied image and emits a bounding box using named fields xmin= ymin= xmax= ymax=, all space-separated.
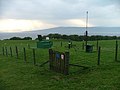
xmin=60 ymin=0 xmax=81 ymax=4
xmin=0 ymin=0 xmax=120 ymax=26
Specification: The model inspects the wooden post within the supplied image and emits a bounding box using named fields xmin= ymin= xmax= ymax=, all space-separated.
xmin=96 ymin=40 xmax=99 ymax=50
xmin=115 ymin=40 xmax=118 ymax=61
xmin=61 ymin=42 xmax=62 ymax=47
xmin=82 ymin=42 xmax=84 ymax=50
xmin=98 ymin=46 xmax=101 ymax=65
xmin=23 ymin=47 xmax=27 ymax=63
xmin=2 ymin=47 xmax=5 ymax=56
xmin=5 ymin=47 xmax=8 ymax=56
xmin=33 ymin=49 xmax=36 ymax=65
xmin=64 ymin=52 xmax=69 ymax=75
xmin=49 ymin=49 xmax=53 ymax=70
xmin=10 ymin=47 xmax=12 ymax=57
xmin=15 ymin=46 xmax=18 ymax=59
xmin=28 ymin=44 xmax=30 ymax=49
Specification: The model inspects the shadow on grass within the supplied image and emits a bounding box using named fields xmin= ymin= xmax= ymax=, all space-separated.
xmin=0 ymin=79 xmax=7 ymax=90
xmin=116 ymin=61 xmax=120 ymax=63
xmin=69 ymin=66 xmax=91 ymax=75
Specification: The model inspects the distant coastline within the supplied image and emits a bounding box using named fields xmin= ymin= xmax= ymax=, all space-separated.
xmin=0 ymin=27 xmax=120 ymax=40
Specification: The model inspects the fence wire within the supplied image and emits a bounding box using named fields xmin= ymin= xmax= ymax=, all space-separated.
xmin=0 ymin=40 xmax=120 ymax=74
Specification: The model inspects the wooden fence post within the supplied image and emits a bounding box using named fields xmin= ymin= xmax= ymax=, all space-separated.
xmin=23 ymin=47 xmax=27 ymax=63
xmin=33 ymin=49 xmax=36 ymax=65
xmin=98 ymin=46 xmax=101 ymax=65
xmin=5 ymin=47 xmax=8 ymax=56
xmin=10 ymin=47 xmax=13 ymax=57
xmin=15 ymin=46 xmax=18 ymax=59
xmin=96 ymin=40 xmax=99 ymax=50
xmin=49 ymin=49 xmax=53 ymax=70
xmin=82 ymin=42 xmax=84 ymax=50
xmin=2 ymin=47 xmax=5 ymax=56
xmin=28 ymin=44 xmax=30 ymax=49
xmin=115 ymin=40 xmax=118 ymax=61
xmin=61 ymin=42 xmax=62 ymax=47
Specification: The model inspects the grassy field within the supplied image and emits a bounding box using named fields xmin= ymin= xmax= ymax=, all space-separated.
xmin=0 ymin=39 xmax=120 ymax=90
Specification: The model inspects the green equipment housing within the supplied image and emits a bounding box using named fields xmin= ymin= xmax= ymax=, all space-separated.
xmin=37 ymin=35 xmax=53 ymax=48
xmin=37 ymin=40 xmax=53 ymax=48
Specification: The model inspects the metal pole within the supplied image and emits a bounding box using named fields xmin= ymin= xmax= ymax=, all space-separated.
xmin=86 ymin=11 xmax=88 ymax=32
xmin=85 ymin=11 xmax=88 ymax=47
xmin=85 ymin=31 xmax=88 ymax=46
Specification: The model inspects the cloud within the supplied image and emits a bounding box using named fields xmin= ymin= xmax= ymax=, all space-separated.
xmin=91 ymin=18 xmax=120 ymax=27
xmin=0 ymin=19 xmax=56 ymax=32
xmin=0 ymin=0 xmax=120 ymax=30
xmin=65 ymin=19 xmax=94 ymax=27
xmin=0 ymin=0 xmax=119 ymax=20
xmin=0 ymin=0 xmax=83 ymax=20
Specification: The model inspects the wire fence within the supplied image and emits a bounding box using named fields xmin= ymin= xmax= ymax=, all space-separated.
xmin=0 ymin=40 xmax=119 ymax=74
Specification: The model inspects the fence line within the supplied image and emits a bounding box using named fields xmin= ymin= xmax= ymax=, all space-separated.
xmin=0 ymin=40 xmax=119 ymax=75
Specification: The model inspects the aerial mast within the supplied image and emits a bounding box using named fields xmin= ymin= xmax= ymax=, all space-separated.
xmin=85 ymin=11 xmax=88 ymax=46
xmin=86 ymin=11 xmax=88 ymax=32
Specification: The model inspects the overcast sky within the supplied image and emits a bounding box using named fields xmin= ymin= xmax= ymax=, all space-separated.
xmin=0 ymin=0 xmax=120 ymax=32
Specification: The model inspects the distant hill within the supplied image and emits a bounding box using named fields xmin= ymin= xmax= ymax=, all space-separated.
xmin=0 ymin=27 xmax=120 ymax=40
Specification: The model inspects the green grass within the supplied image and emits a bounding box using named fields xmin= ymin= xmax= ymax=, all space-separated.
xmin=0 ymin=40 xmax=120 ymax=90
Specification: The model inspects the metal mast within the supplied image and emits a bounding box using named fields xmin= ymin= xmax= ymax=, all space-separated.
xmin=86 ymin=11 xmax=88 ymax=31
xmin=85 ymin=11 xmax=88 ymax=46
